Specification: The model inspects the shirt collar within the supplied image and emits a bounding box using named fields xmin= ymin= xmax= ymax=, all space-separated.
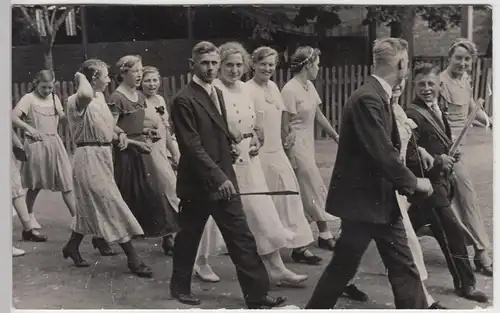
xmin=372 ymin=75 xmax=393 ymax=100
xmin=192 ymin=75 xmax=213 ymax=95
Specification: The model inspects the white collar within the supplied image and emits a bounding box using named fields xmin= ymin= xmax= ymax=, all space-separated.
xmin=424 ymin=98 xmax=438 ymax=109
xmin=372 ymin=75 xmax=393 ymax=100
xmin=192 ymin=75 xmax=214 ymax=95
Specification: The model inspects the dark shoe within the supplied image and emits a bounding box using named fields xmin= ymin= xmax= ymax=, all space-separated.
xmin=416 ymin=225 xmax=434 ymax=237
xmin=246 ymin=295 xmax=287 ymax=309
xmin=318 ymin=237 xmax=335 ymax=251
xmin=171 ymin=289 xmax=201 ymax=306
xmin=291 ymin=249 xmax=322 ymax=265
xmin=343 ymin=284 xmax=368 ymax=302
xmin=162 ymin=236 xmax=174 ymax=256
xmin=456 ymin=287 xmax=488 ymax=303
xmin=429 ymin=302 xmax=447 ymax=309
xmin=62 ymin=245 xmax=90 ymax=267
xmin=22 ymin=229 xmax=47 ymax=242
xmin=91 ymin=237 xmax=118 ymax=256
xmin=128 ymin=261 xmax=153 ymax=278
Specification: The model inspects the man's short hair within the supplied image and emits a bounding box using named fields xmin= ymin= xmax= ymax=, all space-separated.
xmin=192 ymin=41 xmax=220 ymax=61
xmin=413 ymin=62 xmax=441 ymax=78
xmin=372 ymin=37 xmax=408 ymax=67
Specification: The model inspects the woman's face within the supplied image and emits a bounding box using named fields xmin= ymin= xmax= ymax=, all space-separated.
xmin=36 ymin=80 xmax=54 ymax=98
xmin=93 ymin=67 xmax=111 ymax=92
xmin=449 ymin=46 xmax=473 ymax=76
xmin=392 ymin=78 xmax=406 ymax=100
xmin=307 ymin=56 xmax=320 ymax=80
xmin=141 ymin=72 xmax=161 ymax=96
xmin=220 ymin=53 xmax=244 ymax=84
xmin=122 ymin=61 xmax=143 ymax=88
xmin=253 ymin=54 xmax=276 ymax=82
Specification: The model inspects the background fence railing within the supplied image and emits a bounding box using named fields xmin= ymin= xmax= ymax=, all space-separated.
xmin=12 ymin=57 xmax=492 ymax=153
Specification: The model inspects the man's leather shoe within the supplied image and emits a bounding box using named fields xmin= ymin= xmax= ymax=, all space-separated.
xmin=456 ymin=287 xmax=488 ymax=303
xmin=246 ymin=295 xmax=287 ymax=309
xmin=429 ymin=302 xmax=447 ymax=309
xmin=171 ymin=290 xmax=201 ymax=306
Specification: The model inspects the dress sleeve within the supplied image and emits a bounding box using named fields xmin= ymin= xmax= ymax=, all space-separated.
xmin=53 ymin=94 xmax=65 ymax=116
xmin=310 ymin=81 xmax=322 ymax=107
xmin=13 ymin=93 xmax=33 ymax=116
xmin=107 ymin=92 xmax=123 ymax=116
xmin=157 ymin=95 xmax=171 ymax=128
xmin=281 ymin=83 xmax=297 ymax=114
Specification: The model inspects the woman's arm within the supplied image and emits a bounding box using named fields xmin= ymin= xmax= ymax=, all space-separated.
xmin=165 ymin=128 xmax=180 ymax=163
xmin=315 ymin=106 xmax=339 ymax=142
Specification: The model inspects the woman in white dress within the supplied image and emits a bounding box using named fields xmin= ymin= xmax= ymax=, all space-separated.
xmin=281 ymin=47 xmax=339 ymax=251
xmin=245 ymin=46 xmax=321 ymax=265
xmin=210 ymin=42 xmax=307 ymax=287
xmin=392 ymin=80 xmax=442 ymax=308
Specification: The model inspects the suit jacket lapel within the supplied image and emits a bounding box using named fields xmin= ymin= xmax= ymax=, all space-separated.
xmin=188 ymin=82 xmax=231 ymax=137
xmin=408 ymin=102 xmax=453 ymax=149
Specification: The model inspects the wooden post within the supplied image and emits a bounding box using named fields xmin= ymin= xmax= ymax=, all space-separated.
xmin=187 ymin=6 xmax=194 ymax=44
xmin=80 ymin=5 xmax=88 ymax=60
xmin=461 ymin=5 xmax=473 ymax=40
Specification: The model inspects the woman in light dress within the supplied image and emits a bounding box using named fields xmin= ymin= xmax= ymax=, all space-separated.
xmin=439 ymin=38 xmax=492 ymax=276
xmin=245 ymin=46 xmax=321 ymax=265
xmin=281 ymin=46 xmax=339 ymax=252
xmin=140 ymin=66 xmax=181 ymax=255
xmin=11 ymin=70 xmax=76 ymax=231
xmin=12 ymin=130 xmax=48 ymax=256
xmin=63 ymin=59 xmax=152 ymax=277
xmin=392 ymin=80 xmax=442 ymax=308
xmin=206 ymin=42 xmax=308 ymax=287
xmin=108 ymin=55 xmax=180 ymax=248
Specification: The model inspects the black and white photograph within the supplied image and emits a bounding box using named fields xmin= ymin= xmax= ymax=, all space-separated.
xmin=9 ymin=2 xmax=494 ymax=310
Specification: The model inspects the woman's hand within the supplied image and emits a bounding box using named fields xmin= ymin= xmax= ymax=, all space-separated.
xmin=117 ymin=132 xmax=128 ymax=151
xmin=283 ymin=129 xmax=296 ymax=150
xmin=249 ymin=135 xmax=261 ymax=157
xmin=25 ymin=127 xmax=43 ymax=141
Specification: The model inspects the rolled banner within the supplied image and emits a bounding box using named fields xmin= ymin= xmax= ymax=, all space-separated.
xmin=448 ymin=96 xmax=487 ymax=156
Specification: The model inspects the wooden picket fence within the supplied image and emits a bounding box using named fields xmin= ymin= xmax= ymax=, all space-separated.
xmin=12 ymin=58 xmax=492 ymax=153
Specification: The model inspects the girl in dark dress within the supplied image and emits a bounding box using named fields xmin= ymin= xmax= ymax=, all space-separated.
xmin=108 ymin=55 xmax=180 ymax=248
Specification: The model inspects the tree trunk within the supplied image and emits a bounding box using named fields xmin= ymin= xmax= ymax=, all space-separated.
xmin=390 ymin=21 xmax=402 ymax=37
xmin=400 ymin=7 xmax=416 ymax=109
xmin=43 ymin=43 xmax=54 ymax=71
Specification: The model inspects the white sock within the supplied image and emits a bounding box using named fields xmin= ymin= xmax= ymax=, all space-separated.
xmin=319 ymin=232 xmax=333 ymax=240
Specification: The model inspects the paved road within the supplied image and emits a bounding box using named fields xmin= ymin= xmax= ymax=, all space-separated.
xmin=12 ymin=127 xmax=493 ymax=310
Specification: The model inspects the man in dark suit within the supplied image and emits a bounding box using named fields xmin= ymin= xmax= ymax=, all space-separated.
xmin=405 ymin=63 xmax=488 ymax=303
xmin=169 ymin=41 xmax=286 ymax=309
xmin=305 ymin=38 xmax=434 ymax=309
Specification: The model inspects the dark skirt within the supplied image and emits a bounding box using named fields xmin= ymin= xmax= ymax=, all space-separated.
xmin=113 ymin=146 xmax=180 ymax=237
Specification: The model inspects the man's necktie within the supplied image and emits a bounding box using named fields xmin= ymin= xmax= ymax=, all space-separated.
xmin=210 ymin=86 xmax=222 ymax=115
xmin=430 ymin=102 xmax=444 ymax=124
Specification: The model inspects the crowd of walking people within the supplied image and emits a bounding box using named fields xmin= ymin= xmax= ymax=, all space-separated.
xmin=11 ymin=35 xmax=492 ymax=309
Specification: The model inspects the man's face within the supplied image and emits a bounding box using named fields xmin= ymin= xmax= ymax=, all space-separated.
xmin=414 ymin=72 xmax=440 ymax=103
xmin=192 ymin=51 xmax=220 ymax=84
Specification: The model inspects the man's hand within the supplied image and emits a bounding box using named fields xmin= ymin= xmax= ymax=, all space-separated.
xmin=453 ymin=151 xmax=462 ymax=162
xmin=230 ymin=144 xmax=241 ymax=163
xmin=418 ymin=147 xmax=434 ymax=171
xmin=218 ymin=180 xmax=236 ymax=200
xmin=438 ymin=154 xmax=456 ymax=172
xmin=415 ymin=177 xmax=434 ymax=197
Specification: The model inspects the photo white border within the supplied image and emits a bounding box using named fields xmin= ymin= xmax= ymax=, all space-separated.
xmin=4 ymin=1 xmax=497 ymax=313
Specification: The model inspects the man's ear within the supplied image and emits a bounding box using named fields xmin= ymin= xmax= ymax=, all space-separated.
xmin=188 ymin=58 xmax=195 ymax=70
xmin=397 ymin=59 xmax=403 ymax=70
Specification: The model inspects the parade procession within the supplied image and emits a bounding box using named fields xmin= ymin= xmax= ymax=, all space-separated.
xmin=11 ymin=4 xmax=493 ymax=310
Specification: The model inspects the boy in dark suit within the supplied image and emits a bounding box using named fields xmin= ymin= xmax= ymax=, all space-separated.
xmin=405 ymin=63 xmax=488 ymax=303
xmin=169 ymin=41 xmax=286 ymax=309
